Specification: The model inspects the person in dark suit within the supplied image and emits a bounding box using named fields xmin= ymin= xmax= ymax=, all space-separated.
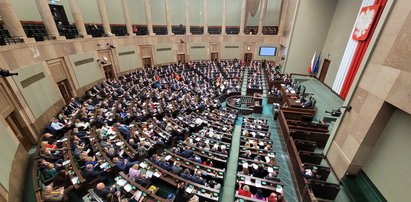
xmin=82 ymin=164 xmax=108 ymax=181
xmin=172 ymin=161 xmax=183 ymax=175
xmin=95 ymin=183 xmax=116 ymax=199
xmin=174 ymin=183 xmax=194 ymax=202
xmin=158 ymin=159 xmax=172 ymax=171
xmin=180 ymin=169 xmax=192 ymax=180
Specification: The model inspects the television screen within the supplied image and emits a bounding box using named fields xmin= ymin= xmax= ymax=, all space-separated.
xmin=259 ymin=47 xmax=277 ymax=56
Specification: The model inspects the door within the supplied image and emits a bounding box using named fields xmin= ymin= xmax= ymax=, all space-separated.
xmin=244 ymin=53 xmax=253 ymax=65
xmin=103 ymin=65 xmax=115 ymax=80
xmin=319 ymin=59 xmax=330 ymax=82
xmin=57 ymin=79 xmax=73 ymax=104
xmin=211 ymin=53 xmax=218 ymax=61
xmin=177 ymin=54 xmax=186 ymax=63
xmin=143 ymin=57 xmax=152 ymax=68
xmin=6 ymin=112 xmax=32 ymax=151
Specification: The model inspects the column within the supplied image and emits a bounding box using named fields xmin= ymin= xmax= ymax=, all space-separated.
xmin=257 ymin=0 xmax=268 ymax=35
xmin=221 ymin=0 xmax=227 ymax=35
xmin=68 ymin=0 xmax=91 ymax=38
xmin=185 ymin=0 xmax=191 ymax=35
xmin=121 ymin=0 xmax=134 ymax=36
xmin=165 ymin=0 xmax=173 ymax=35
xmin=239 ymin=0 xmax=247 ymax=35
xmin=96 ymin=0 xmax=112 ymax=36
xmin=0 ymin=0 xmax=32 ymax=42
xmin=203 ymin=0 xmax=208 ymax=34
xmin=34 ymin=0 xmax=65 ymax=40
xmin=144 ymin=0 xmax=154 ymax=35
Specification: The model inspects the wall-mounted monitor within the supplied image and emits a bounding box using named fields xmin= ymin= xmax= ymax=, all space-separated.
xmin=259 ymin=47 xmax=277 ymax=56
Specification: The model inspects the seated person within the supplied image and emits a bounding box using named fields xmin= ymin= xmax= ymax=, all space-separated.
xmin=190 ymin=170 xmax=206 ymax=185
xmin=237 ymin=181 xmax=252 ymax=197
xmin=112 ymin=157 xmax=139 ymax=171
xmin=95 ymin=182 xmax=117 ymax=199
xmin=82 ymin=164 xmax=107 ymax=181
xmin=180 ymin=168 xmax=192 ymax=180
xmin=172 ymin=161 xmax=184 ymax=175
xmin=159 ymin=159 xmax=172 ymax=171
xmin=43 ymin=185 xmax=69 ymax=202
xmin=135 ymin=173 xmax=151 ymax=186
xmin=252 ymin=189 xmax=266 ymax=201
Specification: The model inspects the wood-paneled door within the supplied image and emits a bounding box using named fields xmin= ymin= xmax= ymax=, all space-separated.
xmin=142 ymin=57 xmax=152 ymax=68
xmin=57 ymin=79 xmax=73 ymax=104
xmin=244 ymin=53 xmax=253 ymax=65
xmin=6 ymin=111 xmax=32 ymax=151
xmin=103 ymin=65 xmax=115 ymax=80
xmin=177 ymin=54 xmax=186 ymax=63
xmin=211 ymin=53 xmax=219 ymax=62
xmin=319 ymin=59 xmax=330 ymax=82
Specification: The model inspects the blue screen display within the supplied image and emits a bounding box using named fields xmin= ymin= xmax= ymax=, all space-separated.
xmin=259 ymin=47 xmax=277 ymax=56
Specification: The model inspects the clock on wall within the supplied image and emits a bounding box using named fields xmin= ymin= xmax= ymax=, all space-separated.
xmin=352 ymin=4 xmax=380 ymax=41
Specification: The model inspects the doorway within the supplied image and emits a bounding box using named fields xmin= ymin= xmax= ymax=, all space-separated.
xmin=319 ymin=59 xmax=330 ymax=82
xmin=211 ymin=53 xmax=219 ymax=62
xmin=244 ymin=53 xmax=253 ymax=65
xmin=177 ymin=54 xmax=186 ymax=63
xmin=6 ymin=111 xmax=33 ymax=151
xmin=57 ymin=79 xmax=73 ymax=104
xmin=143 ymin=57 xmax=152 ymax=68
xmin=103 ymin=65 xmax=115 ymax=80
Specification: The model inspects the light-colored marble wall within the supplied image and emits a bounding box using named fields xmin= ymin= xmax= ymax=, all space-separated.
xmin=11 ymin=63 xmax=60 ymax=119
xmin=284 ymin=0 xmax=338 ymax=74
xmin=321 ymin=0 xmax=362 ymax=87
xmin=327 ymin=0 xmax=411 ymax=181
xmin=69 ymin=51 xmax=103 ymax=88
xmin=362 ymin=109 xmax=411 ymax=201
xmin=116 ymin=46 xmax=142 ymax=72
xmin=221 ymin=42 xmax=241 ymax=59
xmin=189 ymin=42 xmax=209 ymax=61
xmin=0 ymin=120 xmax=19 ymax=192
xmin=154 ymin=43 xmax=176 ymax=64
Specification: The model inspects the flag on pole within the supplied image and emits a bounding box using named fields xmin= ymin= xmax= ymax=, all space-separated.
xmin=308 ymin=52 xmax=316 ymax=73
xmin=312 ymin=52 xmax=321 ymax=73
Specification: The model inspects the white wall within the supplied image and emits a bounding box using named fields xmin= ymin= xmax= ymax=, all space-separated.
xmin=284 ymin=0 xmax=338 ymax=74
xmin=320 ymin=0 xmax=362 ymax=87
xmin=363 ymin=109 xmax=411 ymax=202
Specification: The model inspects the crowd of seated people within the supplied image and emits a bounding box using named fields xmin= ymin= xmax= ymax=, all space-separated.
xmin=190 ymin=60 xmax=244 ymax=95
xmin=35 ymin=61 xmax=244 ymax=201
xmin=236 ymin=117 xmax=284 ymax=202
xmin=248 ymin=61 xmax=263 ymax=89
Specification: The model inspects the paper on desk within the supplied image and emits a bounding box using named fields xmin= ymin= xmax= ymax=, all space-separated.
xmin=100 ymin=162 xmax=109 ymax=169
xmin=195 ymin=137 xmax=201 ymax=142
xmin=244 ymin=176 xmax=251 ymax=185
xmin=252 ymin=163 xmax=258 ymax=170
xmin=71 ymin=176 xmax=78 ymax=185
xmin=164 ymin=155 xmax=172 ymax=161
xmin=185 ymin=186 xmax=193 ymax=193
xmin=134 ymin=191 xmax=142 ymax=200
xmin=146 ymin=170 xmax=154 ymax=178
xmin=124 ymin=184 xmax=132 ymax=192
xmin=268 ymin=167 xmax=274 ymax=173
xmin=268 ymin=153 xmax=275 ymax=158
xmin=276 ymin=186 xmax=283 ymax=193
xmin=116 ymin=179 xmax=127 ymax=186
xmin=153 ymin=171 xmax=162 ymax=178
xmin=57 ymin=138 xmax=68 ymax=143
xmin=265 ymin=156 xmax=270 ymax=163
xmin=62 ymin=160 xmax=70 ymax=166
xmin=255 ymin=179 xmax=262 ymax=187
xmin=242 ymin=162 xmax=249 ymax=168
xmin=119 ymin=150 xmax=124 ymax=157
xmin=116 ymin=142 xmax=124 ymax=146
xmin=109 ymin=135 xmax=116 ymax=140
xmin=139 ymin=162 xmax=148 ymax=168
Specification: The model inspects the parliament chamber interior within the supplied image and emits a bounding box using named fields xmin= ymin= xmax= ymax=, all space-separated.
xmin=0 ymin=0 xmax=409 ymax=201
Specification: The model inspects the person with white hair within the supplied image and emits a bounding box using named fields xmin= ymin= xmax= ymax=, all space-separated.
xmin=43 ymin=185 xmax=67 ymax=201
